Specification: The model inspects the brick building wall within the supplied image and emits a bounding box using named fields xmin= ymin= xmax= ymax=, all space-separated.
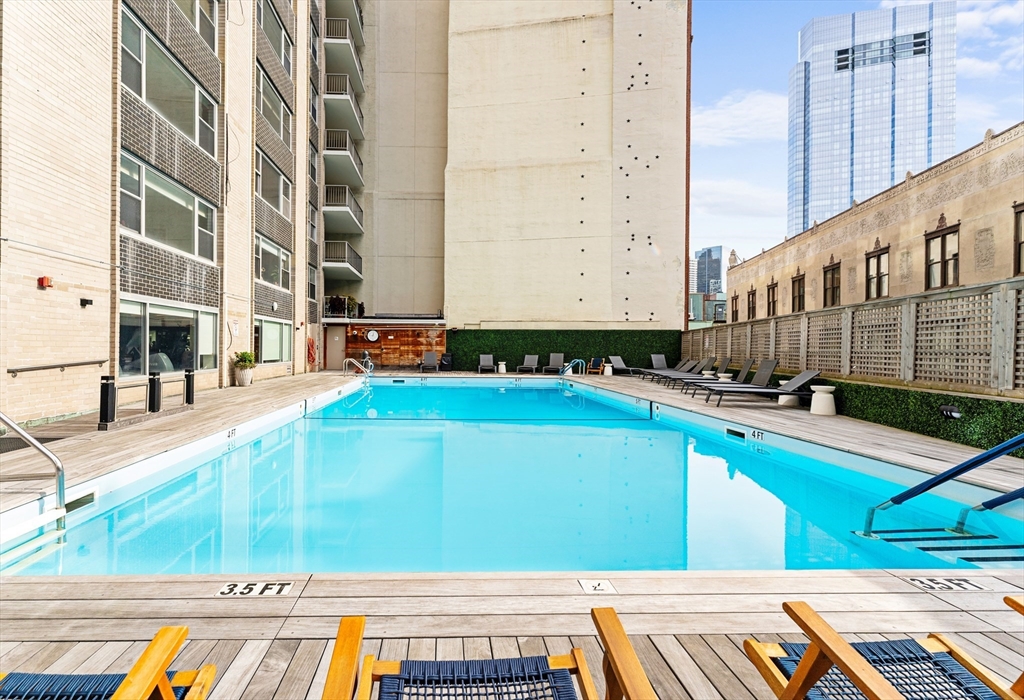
xmin=123 ymin=0 xmax=221 ymax=97
xmin=255 ymin=281 xmax=294 ymax=321
xmin=119 ymin=235 xmax=220 ymax=308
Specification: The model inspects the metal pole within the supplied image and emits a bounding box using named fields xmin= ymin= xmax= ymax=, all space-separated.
xmin=0 ymin=411 xmax=65 ymax=529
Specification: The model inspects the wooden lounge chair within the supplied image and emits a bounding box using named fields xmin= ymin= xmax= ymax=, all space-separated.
xmin=746 ymin=597 xmax=1024 ymax=700
xmin=323 ymin=608 xmax=656 ymax=700
xmin=517 ymin=354 xmax=539 ymax=373
xmin=586 ymin=357 xmax=604 ymax=374
xmin=704 ymin=368 xmax=818 ymax=407
xmin=608 ymin=355 xmax=643 ymax=375
xmin=478 ymin=354 xmax=496 ymax=373
xmin=420 ymin=351 xmax=439 ymax=372
xmin=542 ymin=353 xmax=564 ymax=373
xmin=0 ymin=626 xmax=215 ymax=700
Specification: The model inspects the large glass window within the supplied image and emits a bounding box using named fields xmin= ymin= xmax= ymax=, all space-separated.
xmin=308 ymin=264 xmax=317 ymax=300
xmin=309 ymin=143 xmax=318 ymax=182
xmin=823 ymin=264 xmax=841 ymax=307
xmin=257 ymin=0 xmax=291 ymax=75
xmin=120 ymin=154 xmax=216 ymax=261
xmin=255 ymin=151 xmax=292 ymax=218
xmin=308 ymin=204 xmax=318 ymax=241
xmin=121 ymin=11 xmax=216 ymax=156
xmin=1016 ymin=206 xmax=1024 ymax=276
xmin=310 ymin=19 xmax=319 ymax=65
xmin=309 ymin=83 xmax=319 ymax=122
xmin=866 ymin=249 xmax=889 ymax=300
xmin=926 ymin=229 xmax=959 ymax=290
xmin=255 ymin=235 xmax=291 ymax=289
xmin=747 ymin=290 xmax=756 ymax=320
xmin=730 ymin=294 xmax=739 ymax=323
xmin=258 ymin=71 xmax=291 ymax=143
xmin=119 ymin=301 xmax=145 ymax=376
xmin=792 ymin=275 xmax=805 ymax=312
xmin=766 ymin=283 xmax=778 ymax=317
xmin=172 ymin=0 xmax=217 ymax=51
xmin=256 ymin=318 xmax=292 ymax=364
xmin=118 ymin=299 xmax=217 ymax=375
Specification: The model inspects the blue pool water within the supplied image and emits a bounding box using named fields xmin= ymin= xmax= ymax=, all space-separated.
xmin=6 ymin=382 xmax=1021 ymax=575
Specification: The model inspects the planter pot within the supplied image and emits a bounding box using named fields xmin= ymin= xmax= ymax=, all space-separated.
xmin=235 ymin=368 xmax=254 ymax=387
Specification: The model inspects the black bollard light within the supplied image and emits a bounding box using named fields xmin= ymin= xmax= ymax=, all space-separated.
xmin=99 ymin=376 xmax=117 ymax=423
xmin=148 ymin=372 xmax=162 ymax=413
xmin=184 ymin=368 xmax=195 ymax=405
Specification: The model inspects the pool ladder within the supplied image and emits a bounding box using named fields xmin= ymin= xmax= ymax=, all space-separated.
xmin=0 ymin=410 xmax=67 ymax=570
xmin=560 ymin=359 xmax=586 ymax=376
xmin=342 ymin=357 xmax=374 ymax=380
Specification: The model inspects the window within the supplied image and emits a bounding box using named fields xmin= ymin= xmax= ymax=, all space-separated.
xmin=172 ymin=0 xmax=216 ymax=51
xmin=309 ymin=83 xmax=319 ymax=122
xmin=310 ymin=19 xmax=319 ymax=65
xmin=257 ymin=0 xmax=291 ymax=75
xmin=121 ymin=11 xmax=216 ymax=156
xmin=255 ymin=318 xmax=292 ymax=364
xmin=118 ymin=299 xmax=217 ymax=376
xmin=731 ymin=294 xmax=739 ymax=323
xmin=925 ymin=227 xmax=959 ymax=290
xmin=308 ymin=143 xmax=318 ymax=182
xmin=308 ymin=264 xmax=317 ymax=300
xmin=119 ymin=153 xmax=216 ymax=261
xmin=255 ymin=151 xmax=292 ymax=218
xmin=308 ymin=204 xmax=318 ymax=241
xmin=1014 ymin=205 xmax=1023 ymax=276
xmin=766 ymin=283 xmax=778 ymax=317
xmin=823 ymin=264 xmax=841 ymax=307
xmin=747 ymin=289 xmax=756 ymax=320
xmin=255 ymin=235 xmax=291 ymax=289
xmin=792 ymin=275 xmax=805 ymax=312
xmin=866 ymin=249 xmax=889 ymax=300
xmin=258 ymin=71 xmax=291 ymax=143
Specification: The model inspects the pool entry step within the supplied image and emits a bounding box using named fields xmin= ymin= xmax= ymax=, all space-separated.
xmin=870 ymin=527 xmax=1024 ymax=565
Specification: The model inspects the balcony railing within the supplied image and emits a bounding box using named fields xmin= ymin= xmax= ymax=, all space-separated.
xmin=324 ymin=18 xmax=364 ymax=74
xmin=325 ymin=129 xmax=363 ymax=173
xmin=324 ymin=241 xmax=362 ymax=274
xmin=325 ymin=74 xmax=363 ymax=121
xmin=324 ymin=185 xmax=363 ymax=225
xmin=324 ymin=294 xmax=355 ymax=318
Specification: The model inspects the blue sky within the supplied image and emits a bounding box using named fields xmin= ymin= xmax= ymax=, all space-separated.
xmin=690 ymin=0 xmax=1024 ymax=263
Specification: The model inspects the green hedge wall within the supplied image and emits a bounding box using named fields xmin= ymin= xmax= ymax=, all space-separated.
xmin=773 ymin=373 xmax=1024 ymax=456
xmin=445 ymin=330 xmax=681 ymax=372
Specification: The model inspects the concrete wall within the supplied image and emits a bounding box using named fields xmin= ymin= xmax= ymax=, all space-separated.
xmin=727 ymin=123 xmax=1024 ymax=317
xmin=0 ymin=1 xmax=115 ymax=421
xmin=444 ymin=0 xmax=690 ymax=330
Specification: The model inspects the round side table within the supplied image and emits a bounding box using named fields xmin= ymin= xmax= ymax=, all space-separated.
xmin=777 ymin=380 xmax=800 ymax=407
xmin=497 ymin=361 xmax=507 ymax=374
xmin=717 ymin=374 xmax=733 ymax=382
xmin=809 ymin=385 xmax=836 ymax=415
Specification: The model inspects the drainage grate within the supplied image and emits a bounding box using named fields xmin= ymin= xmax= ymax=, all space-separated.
xmin=0 ymin=436 xmax=62 ymax=455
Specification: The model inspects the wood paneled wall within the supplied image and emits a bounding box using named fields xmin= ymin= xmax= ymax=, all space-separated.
xmin=344 ymin=324 xmax=446 ymax=367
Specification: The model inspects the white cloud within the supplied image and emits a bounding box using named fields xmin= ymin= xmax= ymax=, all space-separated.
xmin=691 ymin=91 xmax=788 ymax=147
xmin=956 ymin=0 xmax=1024 ymax=40
xmin=958 ymin=55 xmax=1005 ymax=76
xmin=691 ymin=179 xmax=787 ymax=219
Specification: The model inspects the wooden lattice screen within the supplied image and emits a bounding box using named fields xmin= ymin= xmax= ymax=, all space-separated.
xmin=914 ymin=293 xmax=992 ymax=386
xmin=749 ymin=321 xmax=771 ymax=360
xmin=850 ymin=304 xmax=902 ymax=379
xmin=1016 ymin=289 xmax=1024 ymax=388
xmin=774 ymin=316 xmax=802 ymax=370
xmin=806 ymin=313 xmax=842 ymax=374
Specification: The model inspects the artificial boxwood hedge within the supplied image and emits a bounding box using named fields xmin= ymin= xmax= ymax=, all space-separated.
xmin=445 ymin=330 xmax=681 ymax=373
xmin=780 ymin=374 xmax=1024 ymax=457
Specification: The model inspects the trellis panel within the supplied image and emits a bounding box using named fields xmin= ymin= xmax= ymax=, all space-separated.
xmin=914 ymin=293 xmax=992 ymax=386
xmin=749 ymin=321 xmax=771 ymax=360
xmin=806 ymin=313 xmax=842 ymax=374
xmin=714 ymin=327 xmax=728 ymax=358
xmin=1015 ymin=290 xmax=1024 ymax=388
xmin=774 ymin=317 xmax=802 ymax=370
xmin=850 ymin=304 xmax=902 ymax=379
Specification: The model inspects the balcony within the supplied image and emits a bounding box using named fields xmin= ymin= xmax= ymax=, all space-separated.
xmin=323 ymin=129 xmax=363 ymax=187
xmin=324 ymin=184 xmax=363 ymax=234
xmin=324 ymin=18 xmax=364 ymax=93
xmin=325 ymin=0 xmax=363 ymax=45
xmin=323 ymin=294 xmax=356 ymax=318
xmin=323 ymin=240 xmax=363 ymax=280
xmin=324 ymin=73 xmax=363 ymax=139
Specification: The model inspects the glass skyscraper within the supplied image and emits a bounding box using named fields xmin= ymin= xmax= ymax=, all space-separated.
xmin=787 ymin=2 xmax=956 ymax=238
xmin=695 ymin=246 xmax=723 ymax=294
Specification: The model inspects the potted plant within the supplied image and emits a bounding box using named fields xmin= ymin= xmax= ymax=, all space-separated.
xmin=233 ymin=351 xmax=256 ymax=387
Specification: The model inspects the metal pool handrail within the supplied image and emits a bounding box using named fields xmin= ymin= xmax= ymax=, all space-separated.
xmin=560 ymin=359 xmax=586 ymax=375
xmin=342 ymin=357 xmax=373 ymax=376
xmin=859 ymin=431 xmax=1024 ymax=537
xmin=952 ymin=486 xmax=1024 ymax=534
xmin=0 ymin=410 xmax=65 ymax=530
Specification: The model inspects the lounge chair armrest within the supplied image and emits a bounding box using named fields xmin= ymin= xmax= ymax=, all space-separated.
xmin=183 ymin=665 xmax=217 ymax=700
xmin=1005 ymin=596 xmax=1023 ymax=616
xmin=111 ymin=626 xmax=189 ymax=700
xmin=782 ymin=602 xmax=902 ymax=700
xmin=323 ymin=617 xmax=366 ymax=700
xmin=591 ymin=608 xmax=656 ymax=700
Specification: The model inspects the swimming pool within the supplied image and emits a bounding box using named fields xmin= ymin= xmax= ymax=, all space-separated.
xmin=3 ymin=378 xmax=1020 ymax=575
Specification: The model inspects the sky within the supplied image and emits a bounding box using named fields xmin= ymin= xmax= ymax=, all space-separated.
xmin=689 ymin=0 xmax=1024 ymax=263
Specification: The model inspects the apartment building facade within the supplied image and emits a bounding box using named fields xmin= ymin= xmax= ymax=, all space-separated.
xmin=1 ymin=0 xmax=690 ymax=422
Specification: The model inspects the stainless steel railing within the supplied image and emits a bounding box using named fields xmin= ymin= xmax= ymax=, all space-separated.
xmin=0 ymin=411 xmax=65 ymax=530
xmin=324 ymin=241 xmax=363 ymax=274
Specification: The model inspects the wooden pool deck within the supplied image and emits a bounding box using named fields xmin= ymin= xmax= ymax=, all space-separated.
xmin=1 ymin=370 xmax=1022 ymax=698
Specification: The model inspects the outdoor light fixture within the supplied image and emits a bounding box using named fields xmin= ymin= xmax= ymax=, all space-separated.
xmin=37 ymin=276 xmax=53 ymax=288
xmin=80 ymin=298 xmax=93 ymax=307
xmin=940 ymin=405 xmax=962 ymax=420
